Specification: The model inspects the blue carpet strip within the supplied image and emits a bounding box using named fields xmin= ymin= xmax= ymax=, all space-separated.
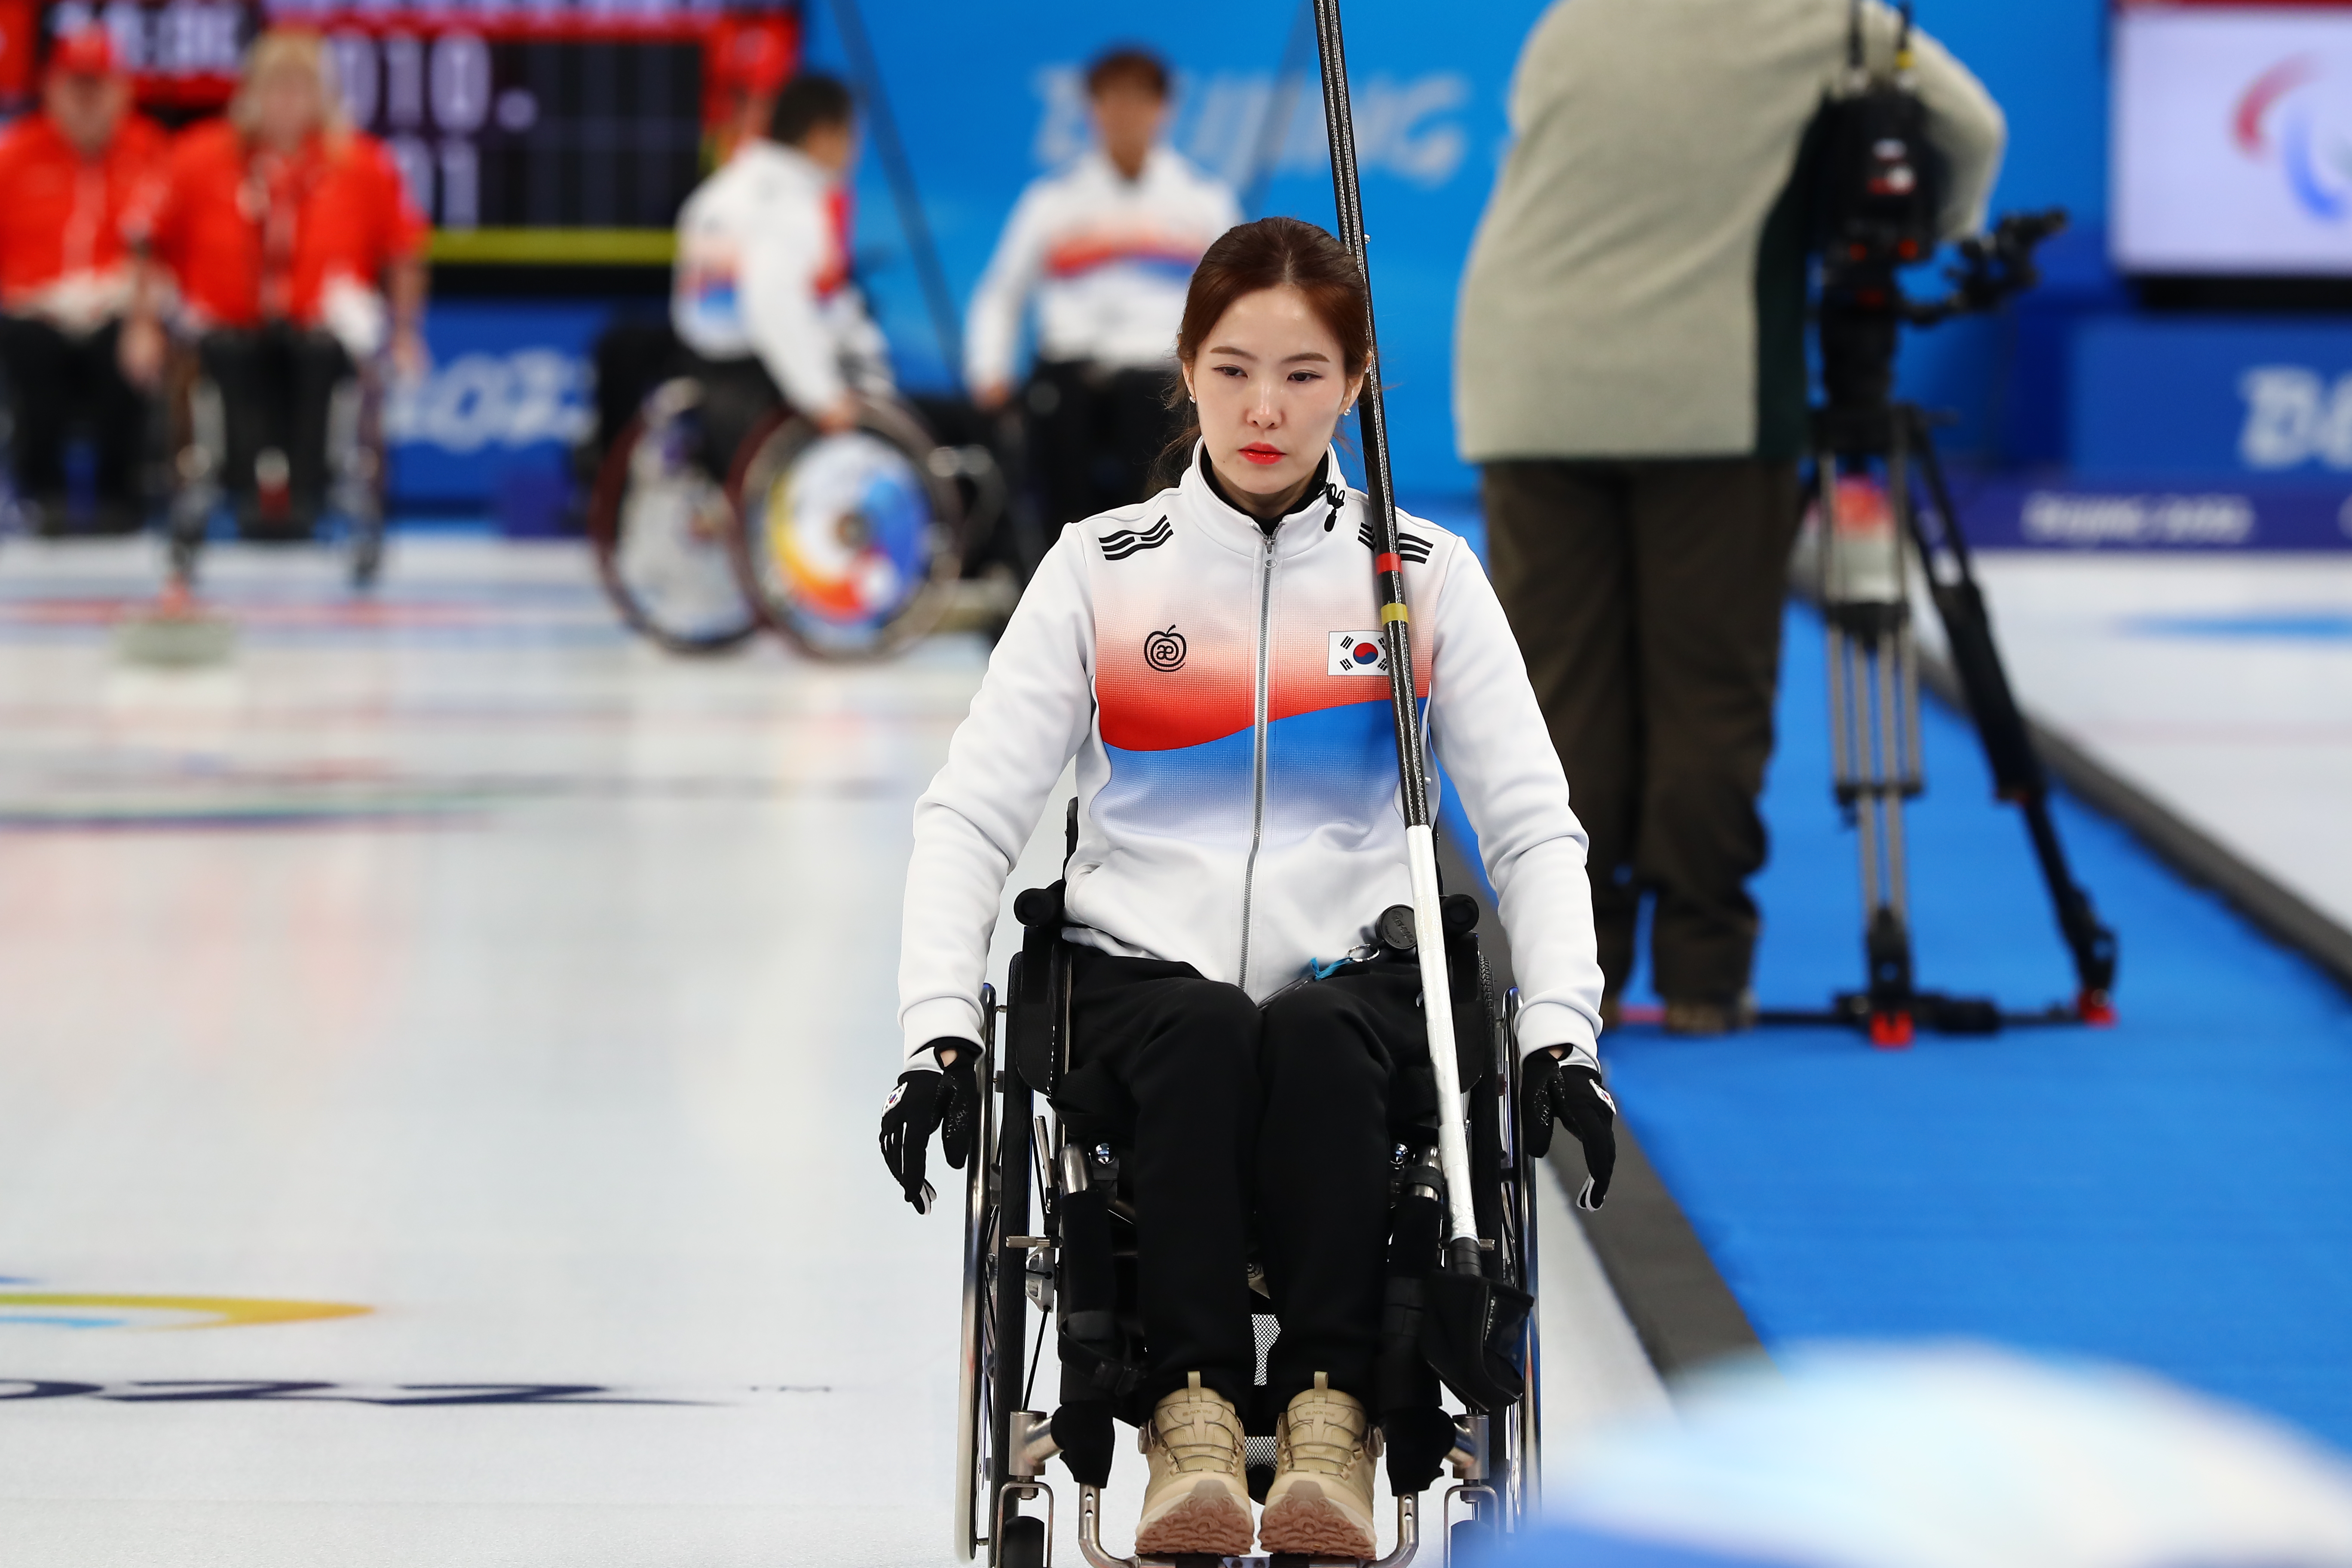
xmin=1442 ymin=601 xmax=2352 ymax=1450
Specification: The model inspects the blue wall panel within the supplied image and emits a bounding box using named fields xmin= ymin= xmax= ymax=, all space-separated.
xmin=2073 ymin=316 xmax=2352 ymax=480
xmin=386 ymin=302 xmax=603 ymax=532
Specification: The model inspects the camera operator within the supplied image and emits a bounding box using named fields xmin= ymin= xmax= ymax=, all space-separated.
xmin=1455 ymin=0 xmax=2003 ymax=1034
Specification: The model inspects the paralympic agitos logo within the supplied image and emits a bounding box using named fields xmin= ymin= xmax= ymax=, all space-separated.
xmin=2236 ymin=55 xmax=2352 ymax=220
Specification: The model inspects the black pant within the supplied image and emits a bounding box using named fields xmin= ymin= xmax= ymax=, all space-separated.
xmin=1483 ymin=457 xmax=1803 ymax=1003
xmin=1026 ymin=360 xmax=1183 ymax=530
xmin=1054 ymin=946 xmax=1436 ymax=1412
xmin=583 ymin=325 xmax=781 ymax=489
xmin=671 ymin=350 xmax=781 ymax=486
xmin=199 ymin=325 xmax=352 ymax=534
xmin=591 ymin=316 xmax=681 ymax=460
xmin=0 ymin=315 xmax=149 ymax=527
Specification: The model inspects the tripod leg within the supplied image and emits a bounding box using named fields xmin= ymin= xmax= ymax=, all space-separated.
xmin=1819 ymin=447 xmax=1918 ymax=1045
xmin=1902 ymin=410 xmax=2118 ymax=1017
xmin=1863 ymin=640 xmax=1916 ymax=1048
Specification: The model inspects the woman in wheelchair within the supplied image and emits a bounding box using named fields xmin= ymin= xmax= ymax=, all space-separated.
xmin=147 ymin=28 xmax=426 ymax=543
xmin=879 ymin=217 xmax=1617 ymax=1561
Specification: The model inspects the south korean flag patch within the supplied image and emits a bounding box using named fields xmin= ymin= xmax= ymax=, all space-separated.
xmin=1329 ymin=631 xmax=1389 ymax=676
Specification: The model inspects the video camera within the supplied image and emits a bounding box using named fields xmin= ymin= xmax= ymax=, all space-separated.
xmin=1813 ymin=0 xmax=2065 ymax=412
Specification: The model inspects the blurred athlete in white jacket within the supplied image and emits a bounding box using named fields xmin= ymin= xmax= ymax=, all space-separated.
xmin=966 ymin=48 xmax=1239 ymax=529
xmin=882 ymin=218 xmax=1617 ymax=1561
xmin=671 ymin=73 xmax=891 ymax=476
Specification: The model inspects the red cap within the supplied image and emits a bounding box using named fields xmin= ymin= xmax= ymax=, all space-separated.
xmin=48 ymin=27 xmax=119 ymax=80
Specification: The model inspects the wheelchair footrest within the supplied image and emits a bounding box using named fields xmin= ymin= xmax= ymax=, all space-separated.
xmin=1074 ymin=1484 xmax=1420 ymax=1568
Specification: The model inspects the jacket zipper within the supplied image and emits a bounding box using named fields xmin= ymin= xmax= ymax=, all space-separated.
xmin=1237 ymin=527 xmax=1276 ymax=990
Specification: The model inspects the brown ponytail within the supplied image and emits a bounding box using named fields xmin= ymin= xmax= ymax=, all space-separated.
xmin=1154 ymin=216 xmax=1372 ymax=487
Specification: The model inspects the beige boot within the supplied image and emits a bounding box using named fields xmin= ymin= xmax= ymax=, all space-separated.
xmin=1134 ymin=1372 xmax=1255 ymax=1558
xmin=1258 ymin=1373 xmax=1380 ymax=1559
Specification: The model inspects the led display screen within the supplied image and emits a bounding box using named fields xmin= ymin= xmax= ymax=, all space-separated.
xmin=2115 ymin=0 xmax=2352 ymax=274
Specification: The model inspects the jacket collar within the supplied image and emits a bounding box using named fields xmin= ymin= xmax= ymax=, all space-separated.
xmin=1081 ymin=144 xmax=1172 ymax=192
xmin=741 ymin=138 xmax=831 ymax=188
xmin=1177 ymin=442 xmax=1351 ymax=561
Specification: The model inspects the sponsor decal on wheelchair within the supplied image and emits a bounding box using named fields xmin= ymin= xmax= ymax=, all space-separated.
xmin=1329 ymin=631 xmax=1388 ymax=676
xmin=1143 ymin=626 xmax=1188 ymax=672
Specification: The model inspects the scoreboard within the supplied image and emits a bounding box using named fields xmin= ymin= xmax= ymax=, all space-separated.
xmin=21 ymin=0 xmax=800 ymax=262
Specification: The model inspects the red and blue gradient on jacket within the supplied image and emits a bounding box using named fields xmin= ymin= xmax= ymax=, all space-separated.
xmin=1044 ymin=224 xmax=1207 ymax=285
xmin=1090 ymin=551 xmax=1437 ymax=850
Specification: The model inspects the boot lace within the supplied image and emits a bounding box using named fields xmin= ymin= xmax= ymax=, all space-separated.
xmin=1154 ymin=1387 xmax=1241 ymax=1476
xmin=1279 ymin=1384 xmax=1366 ymax=1478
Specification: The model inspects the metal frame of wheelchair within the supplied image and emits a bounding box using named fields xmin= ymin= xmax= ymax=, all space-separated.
xmin=956 ymin=885 xmax=1544 ymax=1568
xmin=164 ymin=346 xmax=389 ymax=592
xmin=587 ymin=380 xmax=993 ymax=660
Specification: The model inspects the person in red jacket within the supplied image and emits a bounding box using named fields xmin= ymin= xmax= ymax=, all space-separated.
xmin=0 ymin=27 xmax=169 ymax=534
xmin=147 ymin=28 xmax=426 ymax=539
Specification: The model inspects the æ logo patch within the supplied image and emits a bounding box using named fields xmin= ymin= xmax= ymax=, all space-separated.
xmin=1143 ymin=626 xmax=1188 ymax=672
xmin=1329 ymin=631 xmax=1388 ymax=676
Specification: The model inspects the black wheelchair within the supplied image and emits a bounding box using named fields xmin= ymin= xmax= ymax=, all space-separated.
xmin=586 ymin=378 xmax=1003 ymax=659
xmin=957 ymin=822 xmax=1544 ymax=1568
xmin=164 ymin=335 xmax=389 ymax=592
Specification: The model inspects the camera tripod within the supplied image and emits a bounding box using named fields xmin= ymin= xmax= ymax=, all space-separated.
xmin=1770 ymin=212 xmax=2118 ymax=1046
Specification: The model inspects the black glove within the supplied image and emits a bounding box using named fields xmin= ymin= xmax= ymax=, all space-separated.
xmin=1522 ymin=1049 xmax=1617 ymax=1211
xmin=878 ymin=1040 xmax=980 ymax=1214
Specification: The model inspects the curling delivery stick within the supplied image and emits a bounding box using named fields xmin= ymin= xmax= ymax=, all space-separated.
xmin=1312 ymin=0 xmax=1478 ymax=1257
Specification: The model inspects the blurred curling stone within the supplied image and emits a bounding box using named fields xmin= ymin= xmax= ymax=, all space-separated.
xmin=1516 ymin=1342 xmax=2352 ymax=1568
xmin=115 ymin=579 xmax=236 ymax=668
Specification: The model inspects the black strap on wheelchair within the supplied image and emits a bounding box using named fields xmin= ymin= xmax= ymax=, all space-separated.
xmin=1008 ymin=885 xmax=1063 ymax=1099
xmin=1378 ymin=1148 xmax=1453 ymax=1493
xmin=1009 ymin=801 xmax=1081 ymax=1097
xmin=1054 ymin=1179 xmax=1141 ymax=1488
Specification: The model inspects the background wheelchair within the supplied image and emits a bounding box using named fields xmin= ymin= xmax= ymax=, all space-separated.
xmin=163 ymin=340 xmax=389 ymax=592
xmin=957 ymin=818 xmax=1544 ymax=1568
xmin=586 ymin=380 xmax=1001 ymax=659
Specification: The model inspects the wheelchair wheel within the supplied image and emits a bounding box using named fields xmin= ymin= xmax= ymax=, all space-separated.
xmin=1475 ymin=978 xmax=1542 ymax=1538
xmin=957 ymin=982 xmax=1041 ymax=1565
xmin=328 ymin=376 xmax=388 ymax=593
xmin=726 ymin=397 xmax=963 ymax=660
xmin=586 ymin=382 xmax=762 ymax=654
xmin=998 ymin=1514 xmax=1046 ymax=1568
xmin=954 ymin=1037 xmax=1001 ymax=1561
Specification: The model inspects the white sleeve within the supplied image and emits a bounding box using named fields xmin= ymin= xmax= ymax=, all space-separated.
xmin=964 ymin=183 xmax=1052 ymax=392
xmin=1425 ymin=540 xmax=1605 ymax=1063
xmin=833 ymin=285 xmax=896 ymax=395
xmin=1864 ymin=2 xmax=2007 ymax=239
xmin=897 ymin=530 xmax=1097 ymax=1061
xmin=739 ymin=190 xmax=849 ymax=412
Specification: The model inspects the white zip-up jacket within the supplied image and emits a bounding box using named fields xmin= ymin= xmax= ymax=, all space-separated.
xmin=899 ymin=447 xmax=1605 ymax=1069
xmin=671 ymin=140 xmax=890 ymax=412
xmin=964 ymin=147 xmax=1240 ymax=390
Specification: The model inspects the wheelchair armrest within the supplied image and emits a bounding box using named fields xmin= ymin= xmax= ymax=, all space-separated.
xmin=1013 ymin=881 xmax=1066 ymax=931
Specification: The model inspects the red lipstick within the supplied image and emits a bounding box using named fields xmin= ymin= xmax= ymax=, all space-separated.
xmin=1240 ymin=443 xmax=1283 ymax=466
